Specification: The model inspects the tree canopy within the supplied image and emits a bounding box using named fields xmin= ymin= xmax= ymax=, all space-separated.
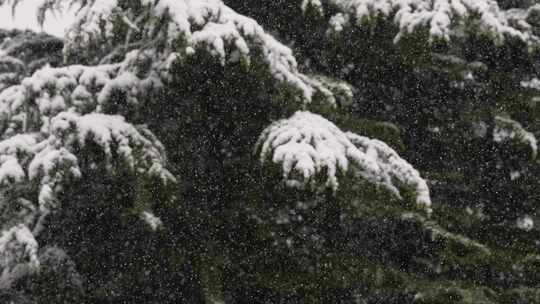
xmin=0 ymin=0 xmax=540 ymax=303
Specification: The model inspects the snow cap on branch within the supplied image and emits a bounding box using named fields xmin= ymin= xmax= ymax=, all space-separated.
xmin=53 ymin=0 xmax=321 ymax=101
xmin=256 ymin=111 xmax=431 ymax=211
xmin=303 ymin=0 xmax=537 ymax=44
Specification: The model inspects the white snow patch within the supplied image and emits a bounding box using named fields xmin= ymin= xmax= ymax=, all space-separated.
xmin=517 ymin=215 xmax=534 ymax=231
xmin=141 ymin=211 xmax=163 ymax=231
xmin=257 ymin=111 xmax=431 ymax=211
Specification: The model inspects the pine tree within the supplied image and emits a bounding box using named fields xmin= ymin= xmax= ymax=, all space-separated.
xmin=0 ymin=0 xmax=539 ymax=303
xmin=227 ymin=0 xmax=540 ymax=302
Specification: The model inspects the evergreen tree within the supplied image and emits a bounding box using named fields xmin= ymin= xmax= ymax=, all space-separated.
xmin=0 ymin=0 xmax=539 ymax=303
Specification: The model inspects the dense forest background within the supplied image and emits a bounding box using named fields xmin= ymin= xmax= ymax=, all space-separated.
xmin=1 ymin=0 xmax=540 ymax=303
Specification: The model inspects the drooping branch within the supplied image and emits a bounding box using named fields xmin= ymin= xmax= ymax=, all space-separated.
xmin=256 ymin=111 xmax=431 ymax=211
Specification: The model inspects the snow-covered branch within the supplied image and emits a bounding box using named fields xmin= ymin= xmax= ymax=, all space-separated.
xmin=256 ymin=111 xmax=431 ymax=211
xmin=303 ymin=0 xmax=538 ymax=44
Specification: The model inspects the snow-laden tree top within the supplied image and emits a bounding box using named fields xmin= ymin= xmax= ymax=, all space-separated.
xmin=0 ymin=0 xmax=434 ymax=292
xmin=302 ymin=0 xmax=540 ymax=43
xmin=1 ymin=0 xmax=346 ymax=102
xmin=257 ymin=111 xmax=431 ymax=212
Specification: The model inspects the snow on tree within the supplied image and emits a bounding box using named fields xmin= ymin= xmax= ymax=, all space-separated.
xmin=0 ymin=30 xmax=63 ymax=92
xmin=300 ymin=0 xmax=538 ymax=43
xmin=256 ymin=111 xmax=431 ymax=211
xmin=11 ymin=0 xmax=348 ymax=103
xmin=0 ymin=111 xmax=172 ymax=285
xmin=0 ymin=56 xmax=24 ymax=91
xmin=226 ymin=0 xmax=540 ymax=225
xmin=0 ymin=225 xmax=38 ymax=290
xmin=5 ymin=0 xmax=540 ymax=303
xmin=492 ymin=115 xmax=538 ymax=159
xmin=216 ymin=0 xmax=540 ymax=302
xmin=0 ymin=1 xmax=437 ymax=301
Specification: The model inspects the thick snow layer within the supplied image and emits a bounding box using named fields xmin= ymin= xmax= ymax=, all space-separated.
xmin=0 ymin=0 xmax=433 ymax=286
xmin=257 ymin=111 xmax=353 ymax=191
xmin=303 ymin=0 xmax=536 ymax=43
xmin=0 ymin=155 xmax=25 ymax=186
xmin=256 ymin=111 xmax=431 ymax=210
xmin=59 ymin=0 xmax=320 ymax=101
xmin=0 ymin=111 xmax=175 ymax=227
xmin=49 ymin=112 xmax=169 ymax=172
xmin=0 ymin=56 xmax=168 ymax=137
xmin=0 ymin=0 xmax=326 ymax=276
xmin=2 ymin=1 xmax=344 ymax=107
xmin=0 ymin=55 xmax=175 ymax=282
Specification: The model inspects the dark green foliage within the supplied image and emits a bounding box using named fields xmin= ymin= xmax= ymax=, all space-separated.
xmin=4 ymin=1 xmax=540 ymax=303
xmin=222 ymin=1 xmax=540 ymax=303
